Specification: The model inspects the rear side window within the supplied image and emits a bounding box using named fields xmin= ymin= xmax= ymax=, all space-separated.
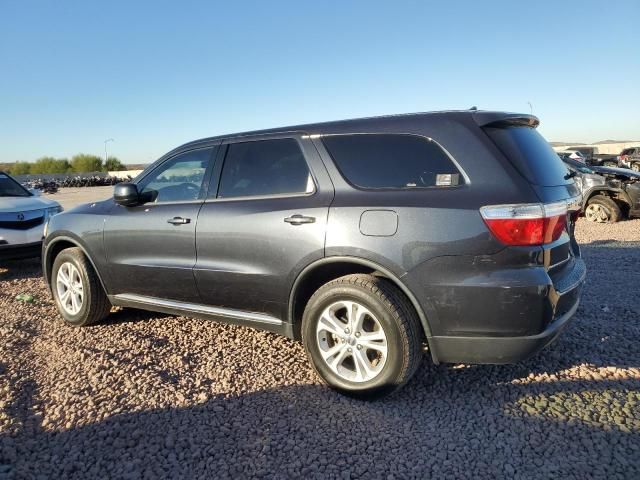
xmin=485 ymin=126 xmax=571 ymax=186
xmin=322 ymin=134 xmax=462 ymax=189
xmin=218 ymin=138 xmax=314 ymax=198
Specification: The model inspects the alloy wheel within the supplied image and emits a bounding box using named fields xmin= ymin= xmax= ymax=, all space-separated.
xmin=584 ymin=203 xmax=611 ymax=223
xmin=316 ymin=300 xmax=388 ymax=383
xmin=56 ymin=262 xmax=84 ymax=315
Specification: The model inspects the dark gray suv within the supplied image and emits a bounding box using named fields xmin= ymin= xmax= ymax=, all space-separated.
xmin=43 ymin=111 xmax=586 ymax=398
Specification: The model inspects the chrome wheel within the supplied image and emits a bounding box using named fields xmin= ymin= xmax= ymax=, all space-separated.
xmin=316 ymin=300 xmax=388 ymax=383
xmin=584 ymin=203 xmax=611 ymax=223
xmin=56 ymin=262 xmax=84 ymax=315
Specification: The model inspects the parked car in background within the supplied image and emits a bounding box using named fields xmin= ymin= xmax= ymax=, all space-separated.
xmin=43 ymin=111 xmax=585 ymax=398
xmin=619 ymin=147 xmax=640 ymax=172
xmin=561 ymin=157 xmax=640 ymax=223
xmin=561 ymin=146 xmax=618 ymax=167
xmin=557 ymin=150 xmax=587 ymax=162
xmin=0 ymin=171 xmax=63 ymax=260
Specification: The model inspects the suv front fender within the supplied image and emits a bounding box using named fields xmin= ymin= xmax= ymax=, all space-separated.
xmin=42 ymin=232 xmax=110 ymax=296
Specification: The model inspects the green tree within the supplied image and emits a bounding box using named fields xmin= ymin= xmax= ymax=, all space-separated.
xmin=30 ymin=157 xmax=71 ymax=174
xmin=71 ymin=154 xmax=103 ymax=173
xmin=104 ymin=156 xmax=126 ymax=171
xmin=9 ymin=162 xmax=32 ymax=175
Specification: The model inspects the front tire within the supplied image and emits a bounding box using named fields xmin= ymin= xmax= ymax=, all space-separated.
xmin=302 ymin=274 xmax=423 ymax=399
xmin=51 ymin=247 xmax=111 ymax=326
xmin=584 ymin=195 xmax=622 ymax=223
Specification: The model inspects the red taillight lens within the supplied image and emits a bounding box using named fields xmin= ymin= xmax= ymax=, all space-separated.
xmin=480 ymin=202 xmax=568 ymax=246
xmin=483 ymin=217 xmax=545 ymax=245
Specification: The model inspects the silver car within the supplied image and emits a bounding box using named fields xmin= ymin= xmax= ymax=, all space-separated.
xmin=0 ymin=171 xmax=63 ymax=260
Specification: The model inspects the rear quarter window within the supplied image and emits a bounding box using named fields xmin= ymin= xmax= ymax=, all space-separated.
xmin=485 ymin=126 xmax=571 ymax=186
xmin=322 ymin=134 xmax=462 ymax=189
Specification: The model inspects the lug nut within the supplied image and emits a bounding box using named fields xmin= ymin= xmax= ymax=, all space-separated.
xmin=344 ymin=328 xmax=350 ymax=334
xmin=357 ymin=345 xmax=363 ymax=350
xmin=348 ymin=348 xmax=352 ymax=353
xmin=355 ymin=332 xmax=360 ymax=338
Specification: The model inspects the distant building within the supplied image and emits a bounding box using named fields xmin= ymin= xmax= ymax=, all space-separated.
xmin=552 ymin=141 xmax=640 ymax=155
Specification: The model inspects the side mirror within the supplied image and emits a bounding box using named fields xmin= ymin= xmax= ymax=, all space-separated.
xmin=114 ymin=183 xmax=140 ymax=207
xmin=29 ymin=188 xmax=41 ymax=197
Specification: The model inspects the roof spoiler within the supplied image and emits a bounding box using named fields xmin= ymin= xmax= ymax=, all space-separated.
xmin=472 ymin=111 xmax=540 ymax=128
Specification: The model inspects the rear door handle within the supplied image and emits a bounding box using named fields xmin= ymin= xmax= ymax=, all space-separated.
xmin=284 ymin=214 xmax=315 ymax=225
xmin=167 ymin=217 xmax=191 ymax=225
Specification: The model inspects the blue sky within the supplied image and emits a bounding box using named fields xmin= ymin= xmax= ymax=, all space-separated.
xmin=1 ymin=0 xmax=639 ymax=164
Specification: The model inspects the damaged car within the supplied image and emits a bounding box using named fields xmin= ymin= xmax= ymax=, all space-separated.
xmin=561 ymin=157 xmax=640 ymax=223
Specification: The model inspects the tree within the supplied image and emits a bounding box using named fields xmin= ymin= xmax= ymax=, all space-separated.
xmin=30 ymin=157 xmax=71 ymax=174
xmin=10 ymin=162 xmax=32 ymax=175
xmin=105 ymin=156 xmax=126 ymax=171
xmin=71 ymin=154 xmax=103 ymax=173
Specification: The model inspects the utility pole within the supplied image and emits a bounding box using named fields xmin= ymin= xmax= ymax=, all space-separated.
xmin=104 ymin=138 xmax=114 ymax=166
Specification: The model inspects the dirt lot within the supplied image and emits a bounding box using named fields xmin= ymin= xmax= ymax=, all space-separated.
xmin=43 ymin=186 xmax=113 ymax=210
xmin=1 ymin=188 xmax=639 ymax=479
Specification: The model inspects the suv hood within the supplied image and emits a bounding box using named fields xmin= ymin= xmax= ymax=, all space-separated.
xmin=0 ymin=195 xmax=60 ymax=213
xmin=590 ymin=165 xmax=640 ymax=181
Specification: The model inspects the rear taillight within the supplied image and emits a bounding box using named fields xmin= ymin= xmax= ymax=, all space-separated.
xmin=480 ymin=201 xmax=568 ymax=246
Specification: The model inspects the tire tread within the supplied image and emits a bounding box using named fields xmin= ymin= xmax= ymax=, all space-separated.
xmin=303 ymin=273 xmax=423 ymax=396
xmin=53 ymin=247 xmax=111 ymax=326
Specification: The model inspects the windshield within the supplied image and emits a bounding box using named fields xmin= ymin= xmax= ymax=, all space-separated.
xmin=0 ymin=173 xmax=31 ymax=197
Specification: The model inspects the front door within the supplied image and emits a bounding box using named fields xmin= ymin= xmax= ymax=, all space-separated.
xmin=104 ymin=145 xmax=217 ymax=302
xmin=194 ymin=136 xmax=333 ymax=319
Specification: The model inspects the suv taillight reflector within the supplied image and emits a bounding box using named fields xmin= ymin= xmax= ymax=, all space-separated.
xmin=480 ymin=202 xmax=568 ymax=246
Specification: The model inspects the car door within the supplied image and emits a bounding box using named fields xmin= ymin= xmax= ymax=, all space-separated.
xmin=104 ymin=145 xmax=218 ymax=302
xmin=194 ymin=135 xmax=333 ymax=320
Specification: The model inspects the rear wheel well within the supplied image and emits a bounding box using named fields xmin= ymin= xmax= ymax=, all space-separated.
xmin=290 ymin=261 xmax=421 ymax=341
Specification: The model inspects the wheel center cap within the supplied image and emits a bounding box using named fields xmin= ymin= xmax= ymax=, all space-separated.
xmin=346 ymin=336 xmax=356 ymax=346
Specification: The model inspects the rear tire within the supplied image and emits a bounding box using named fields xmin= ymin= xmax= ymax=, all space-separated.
xmin=631 ymin=163 xmax=640 ymax=172
xmin=51 ymin=247 xmax=111 ymax=326
xmin=584 ymin=195 xmax=622 ymax=223
xmin=302 ymin=274 xmax=423 ymax=399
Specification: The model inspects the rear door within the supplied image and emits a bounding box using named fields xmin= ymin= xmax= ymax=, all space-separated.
xmin=194 ymin=135 xmax=333 ymax=320
xmin=104 ymin=145 xmax=218 ymax=302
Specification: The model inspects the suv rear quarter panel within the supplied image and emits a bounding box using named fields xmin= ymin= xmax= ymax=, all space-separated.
xmin=312 ymin=117 xmax=552 ymax=337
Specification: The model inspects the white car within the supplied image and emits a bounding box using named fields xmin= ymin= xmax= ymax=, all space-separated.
xmin=559 ymin=150 xmax=587 ymax=162
xmin=0 ymin=172 xmax=63 ymax=260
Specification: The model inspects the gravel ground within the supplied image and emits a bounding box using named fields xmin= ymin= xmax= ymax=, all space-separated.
xmin=1 ymin=219 xmax=639 ymax=479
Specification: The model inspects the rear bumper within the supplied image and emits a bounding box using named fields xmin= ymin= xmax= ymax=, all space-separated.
xmin=427 ymin=257 xmax=586 ymax=364
xmin=0 ymin=241 xmax=43 ymax=261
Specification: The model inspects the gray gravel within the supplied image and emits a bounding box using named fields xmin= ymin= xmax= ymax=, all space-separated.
xmin=1 ymin=218 xmax=639 ymax=479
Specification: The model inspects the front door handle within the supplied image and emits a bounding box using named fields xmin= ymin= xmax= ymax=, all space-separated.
xmin=167 ymin=217 xmax=191 ymax=225
xmin=284 ymin=214 xmax=315 ymax=225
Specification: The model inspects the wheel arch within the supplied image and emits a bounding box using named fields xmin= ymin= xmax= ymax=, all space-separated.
xmin=288 ymin=256 xmax=435 ymax=359
xmin=584 ymin=187 xmax=632 ymax=209
xmin=43 ymin=235 xmax=108 ymax=295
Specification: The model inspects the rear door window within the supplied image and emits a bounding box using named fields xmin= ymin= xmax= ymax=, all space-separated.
xmin=217 ymin=138 xmax=314 ymax=199
xmin=322 ymin=134 xmax=462 ymax=189
xmin=485 ymin=126 xmax=571 ymax=186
